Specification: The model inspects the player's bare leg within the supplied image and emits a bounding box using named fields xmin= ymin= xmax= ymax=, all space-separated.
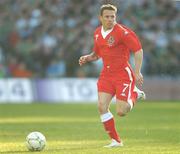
xmin=98 ymin=92 xmax=123 ymax=148
xmin=98 ymin=92 xmax=112 ymax=114
xmin=116 ymin=100 xmax=131 ymax=117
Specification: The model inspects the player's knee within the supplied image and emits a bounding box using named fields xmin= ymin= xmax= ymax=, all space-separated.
xmin=116 ymin=101 xmax=131 ymax=117
xmin=117 ymin=107 xmax=130 ymax=117
xmin=117 ymin=110 xmax=127 ymax=117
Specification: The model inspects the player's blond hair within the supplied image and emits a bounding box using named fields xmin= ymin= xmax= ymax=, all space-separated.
xmin=100 ymin=4 xmax=117 ymax=16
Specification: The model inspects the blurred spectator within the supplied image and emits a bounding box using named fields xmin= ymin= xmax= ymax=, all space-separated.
xmin=46 ymin=58 xmax=66 ymax=77
xmin=11 ymin=61 xmax=33 ymax=78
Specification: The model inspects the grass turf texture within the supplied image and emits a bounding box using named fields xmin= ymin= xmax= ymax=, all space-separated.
xmin=0 ymin=102 xmax=180 ymax=154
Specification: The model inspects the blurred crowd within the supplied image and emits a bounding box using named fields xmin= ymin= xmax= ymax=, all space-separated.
xmin=0 ymin=0 xmax=179 ymax=78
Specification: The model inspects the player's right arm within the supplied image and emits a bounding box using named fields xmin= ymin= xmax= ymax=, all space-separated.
xmin=79 ymin=52 xmax=99 ymax=66
xmin=79 ymin=28 xmax=100 ymax=66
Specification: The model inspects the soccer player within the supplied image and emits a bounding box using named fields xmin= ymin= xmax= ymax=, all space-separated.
xmin=79 ymin=4 xmax=146 ymax=148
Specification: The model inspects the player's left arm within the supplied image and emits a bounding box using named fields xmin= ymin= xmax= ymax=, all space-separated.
xmin=134 ymin=49 xmax=143 ymax=86
xmin=121 ymin=30 xmax=144 ymax=86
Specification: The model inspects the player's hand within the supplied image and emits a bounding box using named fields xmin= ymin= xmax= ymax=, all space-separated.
xmin=135 ymin=72 xmax=143 ymax=86
xmin=79 ymin=55 xmax=89 ymax=66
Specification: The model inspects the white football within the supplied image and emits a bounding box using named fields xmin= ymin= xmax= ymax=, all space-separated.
xmin=26 ymin=131 xmax=46 ymax=151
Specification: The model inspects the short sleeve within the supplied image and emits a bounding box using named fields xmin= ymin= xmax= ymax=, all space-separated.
xmin=121 ymin=29 xmax=142 ymax=52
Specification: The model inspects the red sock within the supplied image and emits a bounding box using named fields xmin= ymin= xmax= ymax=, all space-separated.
xmin=102 ymin=116 xmax=120 ymax=142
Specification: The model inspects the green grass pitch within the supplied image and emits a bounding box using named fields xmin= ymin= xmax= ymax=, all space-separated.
xmin=0 ymin=101 xmax=180 ymax=154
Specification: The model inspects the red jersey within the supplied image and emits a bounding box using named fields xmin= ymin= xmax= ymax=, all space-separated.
xmin=93 ymin=23 xmax=142 ymax=73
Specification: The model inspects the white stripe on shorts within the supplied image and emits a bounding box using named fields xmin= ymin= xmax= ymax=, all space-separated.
xmin=125 ymin=66 xmax=133 ymax=109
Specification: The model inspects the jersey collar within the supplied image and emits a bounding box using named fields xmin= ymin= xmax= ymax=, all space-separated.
xmin=101 ymin=24 xmax=115 ymax=39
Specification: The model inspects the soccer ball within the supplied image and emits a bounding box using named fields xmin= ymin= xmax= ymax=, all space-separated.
xmin=26 ymin=131 xmax=46 ymax=151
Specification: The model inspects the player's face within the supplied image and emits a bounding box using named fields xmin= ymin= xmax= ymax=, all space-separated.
xmin=100 ymin=10 xmax=116 ymax=31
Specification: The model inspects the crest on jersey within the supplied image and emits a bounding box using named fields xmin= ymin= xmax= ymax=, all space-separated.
xmin=107 ymin=36 xmax=115 ymax=47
